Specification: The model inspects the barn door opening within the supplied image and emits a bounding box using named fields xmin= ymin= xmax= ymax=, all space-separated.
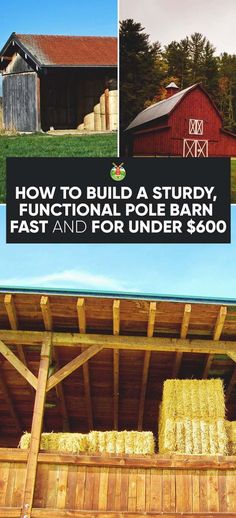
xmin=183 ymin=139 xmax=208 ymax=157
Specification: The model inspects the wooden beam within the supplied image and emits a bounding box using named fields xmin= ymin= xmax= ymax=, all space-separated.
xmin=47 ymin=344 xmax=104 ymax=392
xmin=20 ymin=334 xmax=51 ymax=518
xmin=172 ymin=304 xmax=191 ymax=378
xmin=147 ymin=301 xmax=156 ymax=338
xmin=113 ymin=349 xmax=119 ymax=430
xmin=40 ymin=296 xmax=52 ymax=331
xmin=77 ymin=298 xmax=86 ymax=333
xmin=138 ymin=302 xmax=156 ymax=431
xmin=203 ymin=306 xmax=227 ymax=379
xmin=40 ymin=296 xmax=69 ymax=432
xmin=0 ymin=365 xmax=21 ymax=433
xmin=4 ymin=294 xmax=18 ymax=330
xmin=113 ymin=300 xmax=120 ymax=430
xmin=77 ymin=298 xmax=93 ymax=431
xmin=112 ymin=303 xmax=122 ymax=429
xmin=5 ymin=294 xmax=26 ymax=363
xmin=0 ymin=340 xmax=37 ymax=389
xmin=113 ymin=300 xmax=120 ymax=336
xmin=227 ymin=351 xmax=236 ymax=363
xmin=214 ymin=306 xmax=227 ymax=341
xmin=4 ymin=294 xmax=34 ymax=398
xmin=2 ymin=329 xmax=236 ymax=355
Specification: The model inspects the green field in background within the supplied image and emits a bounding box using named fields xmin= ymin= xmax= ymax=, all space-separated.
xmin=0 ymin=138 xmax=236 ymax=204
xmin=0 ymin=133 xmax=117 ymax=203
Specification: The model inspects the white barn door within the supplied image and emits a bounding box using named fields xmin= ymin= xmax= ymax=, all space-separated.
xmin=183 ymin=139 xmax=208 ymax=157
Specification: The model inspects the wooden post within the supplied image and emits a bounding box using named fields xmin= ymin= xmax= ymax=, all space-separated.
xmin=36 ymin=75 xmax=41 ymax=132
xmin=20 ymin=333 xmax=51 ymax=518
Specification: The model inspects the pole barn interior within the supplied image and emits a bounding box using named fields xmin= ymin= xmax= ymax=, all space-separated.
xmin=0 ymin=288 xmax=236 ymax=517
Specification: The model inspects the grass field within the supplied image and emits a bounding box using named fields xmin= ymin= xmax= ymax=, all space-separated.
xmin=0 ymin=133 xmax=117 ymax=202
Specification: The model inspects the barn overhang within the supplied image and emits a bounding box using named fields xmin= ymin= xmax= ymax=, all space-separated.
xmin=0 ymin=285 xmax=236 ymax=441
xmin=0 ymin=33 xmax=41 ymax=73
xmin=0 ymin=32 xmax=118 ymax=73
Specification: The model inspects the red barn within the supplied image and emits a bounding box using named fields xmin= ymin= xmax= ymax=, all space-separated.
xmin=126 ymin=82 xmax=236 ymax=157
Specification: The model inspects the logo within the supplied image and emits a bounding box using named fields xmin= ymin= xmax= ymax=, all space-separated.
xmin=110 ymin=162 xmax=126 ymax=181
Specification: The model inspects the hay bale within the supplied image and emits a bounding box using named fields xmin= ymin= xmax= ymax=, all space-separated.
xmin=158 ymin=379 xmax=227 ymax=455
xmin=84 ymin=112 xmax=95 ymax=131
xmin=20 ymin=430 xmax=155 ymax=455
xmin=19 ymin=432 xmax=88 ymax=453
xmin=87 ymin=430 xmax=154 ymax=455
xmin=226 ymin=421 xmax=236 ymax=454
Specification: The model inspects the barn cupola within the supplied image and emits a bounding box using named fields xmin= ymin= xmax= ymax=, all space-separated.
xmin=166 ymin=82 xmax=179 ymax=98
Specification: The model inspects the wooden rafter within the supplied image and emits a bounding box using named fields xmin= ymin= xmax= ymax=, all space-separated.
xmin=0 ymin=340 xmax=37 ymax=389
xmin=47 ymin=344 xmax=104 ymax=392
xmin=40 ymin=296 xmax=69 ymax=432
xmin=0 ymin=364 xmax=21 ymax=433
xmin=2 ymin=329 xmax=236 ymax=355
xmin=20 ymin=334 xmax=52 ymax=518
xmin=4 ymin=294 xmax=32 ymax=378
xmin=77 ymin=298 xmax=86 ymax=334
xmin=172 ymin=304 xmax=191 ymax=378
xmin=203 ymin=306 xmax=227 ymax=379
xmin=138 ymin=302 xmax=156 ymax=431
xmin=77 ymin=298 xmax=93 ymax=431
xmin=40 ymin=296 xmax=52 ymax=331
xmin=113 ymin=300 xmax=120 ymax=430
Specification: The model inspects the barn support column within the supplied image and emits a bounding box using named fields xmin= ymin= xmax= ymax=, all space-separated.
xmin=20 ymin=333 xmax=52 ymax=518
xmin=36 ymin=76 xmax=41 ymax=132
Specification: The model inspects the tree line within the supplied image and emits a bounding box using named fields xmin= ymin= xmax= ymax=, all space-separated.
xmin=120 ymin=19 xmax=236 ymax=133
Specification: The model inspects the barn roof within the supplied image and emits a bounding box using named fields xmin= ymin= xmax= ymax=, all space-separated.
xmin=126 ymin=83 xmax=221 ymax=131
xmin=1 ymin=287 xmax=236 ymax=442
xmin=126 ymin=84 xmax=196 ymax=131
xmin=0 ymin=32 xmax=117 ymax=69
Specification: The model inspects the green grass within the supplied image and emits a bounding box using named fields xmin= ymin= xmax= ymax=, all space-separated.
xmin=0 ymin=133 xmax=117 ymax=203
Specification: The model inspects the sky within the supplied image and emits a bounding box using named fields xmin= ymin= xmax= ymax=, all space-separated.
xmin=120 ymin=0 xmax=236 ymax=55
xmin=0 ymin=0 xmax=117 ymax=95
xmin=0 ymin=205 xmax=236 ymax=299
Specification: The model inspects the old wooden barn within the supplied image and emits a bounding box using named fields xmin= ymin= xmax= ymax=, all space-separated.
xmin=1 ymin=287 xmax=236 ymax=517
xmin=0 ymin=33 xmax=117 ymax=132
xmin=126 ymin=82 xmax=236 ymax=157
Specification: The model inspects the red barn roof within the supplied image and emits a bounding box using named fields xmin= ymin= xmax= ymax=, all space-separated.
xmin=0 ymin=33 xmax=117 ymax=68
xmin=126 ymin=84 xmax=222 ymax=131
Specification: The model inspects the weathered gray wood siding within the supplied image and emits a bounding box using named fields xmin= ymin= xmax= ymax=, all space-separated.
xmin=5 ymin=53 xmax=34 ymax=74
xmin=2 ymin=72 xmax=39 ymax=132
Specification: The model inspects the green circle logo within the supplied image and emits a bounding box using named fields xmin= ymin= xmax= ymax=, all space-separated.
xmin=110 ymin=162 xmax=126 ymax=181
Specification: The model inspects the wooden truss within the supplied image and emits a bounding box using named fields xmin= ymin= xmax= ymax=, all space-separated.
xmin=0 ymin=295 xmax=235 ymax=517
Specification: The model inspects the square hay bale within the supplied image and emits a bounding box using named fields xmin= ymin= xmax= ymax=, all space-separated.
xmin=87 ymin=430 xmax=154 ymax=455
xmin=19 ymin=432 xmax=88 ymax=453
xmin=226 ymin=421 xmax=236 ymax=454
xmin=158 ymin=379 xmax=227 ymax=455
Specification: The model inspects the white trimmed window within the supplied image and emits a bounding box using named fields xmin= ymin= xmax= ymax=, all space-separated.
xmin=189 ymin=119 xmax=203 ymax=135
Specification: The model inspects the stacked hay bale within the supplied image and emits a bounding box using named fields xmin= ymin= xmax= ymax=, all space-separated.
xmin=84 ymin=112 xmax=95 ymax=132
xmin=100 ymin=93 xmax=106 ymax=131
xmin=158 ymin=379 xmax=228 ymax=455
xmin=19 ymin=430 xmax=155 ymax=455
xmin=226 ymin=421 xmax=236 ymax=454
xmin=19 ymin=432 xmax=89 ymax=453
xmin=108 ymin=90 xmax=118 ymax=131
xmin=88 ymin=431 xmax=154 ymax=455
xmin=94 ymin=103 xmax=102 ymax=131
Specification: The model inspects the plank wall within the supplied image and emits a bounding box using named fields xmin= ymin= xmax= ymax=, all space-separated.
xmin=0 ymin=450 xmax=236 ymax=517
